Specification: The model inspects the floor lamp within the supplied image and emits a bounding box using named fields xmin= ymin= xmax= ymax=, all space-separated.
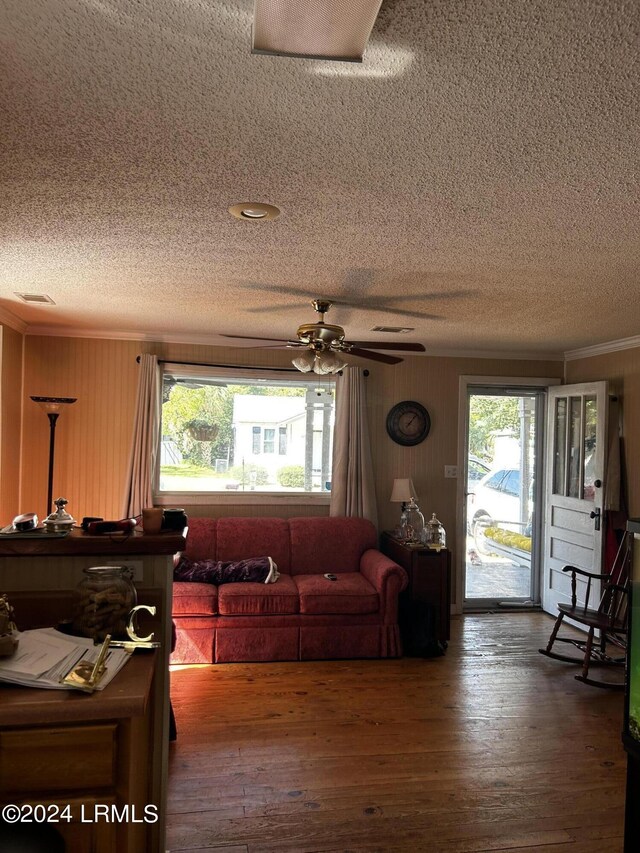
xmin=30 ymin=396 xmax=77 ymax=515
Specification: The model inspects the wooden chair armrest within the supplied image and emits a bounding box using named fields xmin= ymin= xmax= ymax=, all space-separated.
xmin=561 ymin=565 xmax=610 ymax=581
xmin=561 ymin=565 xmax=609 ymax=609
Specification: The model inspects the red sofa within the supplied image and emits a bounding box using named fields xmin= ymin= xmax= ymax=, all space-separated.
xmin=171 ymin=516 xmax=408 ymax=664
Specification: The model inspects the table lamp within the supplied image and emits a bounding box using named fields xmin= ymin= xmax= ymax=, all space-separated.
xmin=390 ymin=478 xmax=424 ymax=542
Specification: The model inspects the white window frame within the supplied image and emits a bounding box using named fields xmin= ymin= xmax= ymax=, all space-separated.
xmin=154 ymin=363 xmax=335 ymax=506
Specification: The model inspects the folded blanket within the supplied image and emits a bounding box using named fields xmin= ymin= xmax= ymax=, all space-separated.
xmin=174 ymin=555 xmax=279 ymax=585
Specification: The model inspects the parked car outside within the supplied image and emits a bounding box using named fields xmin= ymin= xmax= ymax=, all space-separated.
xmin=467 ymin=467 xmax=532 ymax=536
xmin=467 ymin=455 xmax=490 ymax=490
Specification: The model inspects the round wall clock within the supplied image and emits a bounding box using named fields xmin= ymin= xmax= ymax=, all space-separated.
xmin=386 ymin=400 xmax=431 ymax=446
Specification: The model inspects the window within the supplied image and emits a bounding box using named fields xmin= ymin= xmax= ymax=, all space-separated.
xmin=484 ymin=471 xmax=507 ymax=491
xmin=501 ymin=470 xmax=520 ymax=497
xmin=263 ymin=428 xmax=275 ymax=454
xmin=157 ymin=365 xmax=335 ymax=496
xmin=252 ymin=426 xmax=261 ymax=454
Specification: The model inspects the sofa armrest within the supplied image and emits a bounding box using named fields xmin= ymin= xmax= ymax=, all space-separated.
xmin=360 ymin=549 xmax=408 ymax=624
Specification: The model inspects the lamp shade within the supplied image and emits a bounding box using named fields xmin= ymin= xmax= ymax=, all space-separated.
xmin=313 ymin=350 xmax=348 ymax=374
xmin=390 ymin=478 xmax=418 ymax=503
xmin=30 ymin=396 xmax=77 ymax=413
xmin=292 ymin=349 xmax=348 ymax=374
xmin=291 ymin=351 xmax=315 ymax=372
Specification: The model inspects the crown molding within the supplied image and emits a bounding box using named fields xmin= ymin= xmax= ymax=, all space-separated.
xmin=564 ymin=335 xmax=640 ymax=361
xmin=24 ymin=325 xmax=235 ymax=348
xmin=0 ymin=305 xmax=28 ymax=334
xmin=23 ymin=324 xmax=565 ymax=362
xmin=420 ymin=347 xmax=564 ymax=361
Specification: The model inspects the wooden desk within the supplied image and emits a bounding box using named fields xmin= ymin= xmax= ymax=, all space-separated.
xmin=0 ymin=528 xmax=186 ymax=852
xmin=0 ymin=655 xmax=155 ymax=853
xmin=380 ymin=532 xmax=451 ymax=648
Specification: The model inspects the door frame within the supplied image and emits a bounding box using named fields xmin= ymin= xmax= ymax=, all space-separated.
xmin=455 ymin=375 xmax=561 ymax=614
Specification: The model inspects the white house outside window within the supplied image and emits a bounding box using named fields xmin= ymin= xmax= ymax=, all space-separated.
xmin=157 ymin=365 xmax=335 ymax=497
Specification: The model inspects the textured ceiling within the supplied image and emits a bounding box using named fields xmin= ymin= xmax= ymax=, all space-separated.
xmin=1 ymin=0 xmax=639 ymax=356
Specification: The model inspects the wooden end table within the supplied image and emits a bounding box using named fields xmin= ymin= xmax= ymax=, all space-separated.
xmin=380 ymin=532 xmax=452 ymax=653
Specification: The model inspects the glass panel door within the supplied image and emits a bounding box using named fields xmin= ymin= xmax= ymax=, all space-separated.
xmin=464 ymin=388 xmax=544 ymax=605
xmin=542 ymin=381 xmax=608 ymax=615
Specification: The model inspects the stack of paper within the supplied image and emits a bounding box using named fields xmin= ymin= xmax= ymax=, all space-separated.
xmin=0 ymin=628 xmax=130 ymax=690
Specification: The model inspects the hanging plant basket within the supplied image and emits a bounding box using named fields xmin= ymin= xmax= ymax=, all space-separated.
xmin=186 ymin=422 xmax=219 ymax=442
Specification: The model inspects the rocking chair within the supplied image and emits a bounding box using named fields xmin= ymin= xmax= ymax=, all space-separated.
xmin=539 ymin=532 xmax=631 ymax=688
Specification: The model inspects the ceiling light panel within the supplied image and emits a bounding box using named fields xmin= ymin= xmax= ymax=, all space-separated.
xmin=252 ymin=0 xmax=384 ymax=62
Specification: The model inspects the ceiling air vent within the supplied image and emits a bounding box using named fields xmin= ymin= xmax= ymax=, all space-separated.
xmin=14 ymin=293 xmax=56 ymax=305
xmin=370 ymin=326 xmax=414 ymax=334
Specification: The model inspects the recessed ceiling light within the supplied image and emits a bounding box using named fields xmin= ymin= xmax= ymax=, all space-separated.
xmin=228 ymin=202 xmax=280 ymax=221
xmin=14 ymin=292 xmax=56 ymax=304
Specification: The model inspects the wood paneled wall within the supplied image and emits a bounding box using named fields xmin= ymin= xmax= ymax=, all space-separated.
xmin=0 ymin=323 xmax=24 ymax=521
xmin=566 ymin=346 xmax=640 ymax=516
xmin=21 ymin=337 xmax=142 ymax=521
xmin=17 ymin=334 xmax=563 ymax=608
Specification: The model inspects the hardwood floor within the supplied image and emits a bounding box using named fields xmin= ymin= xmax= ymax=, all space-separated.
xmin=167 ymin=613 xmax=626 ymax=852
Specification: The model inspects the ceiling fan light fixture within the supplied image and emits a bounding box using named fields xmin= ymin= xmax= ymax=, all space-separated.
xmin=315 ymin=350 xmax=347 ymax=374
xmin=291 ymin=350 xmax=316 ymax=372
xmin=252 ymin=0 xmax=384 ymax=62
xmin=228 ymin=202 xmax=280 ymax=221
xmin=292 ymin=348 xmax=347 ymax=375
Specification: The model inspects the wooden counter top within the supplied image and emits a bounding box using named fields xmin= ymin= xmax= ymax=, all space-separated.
xmin=0 ymin=651 xmax=155 ymax=728
xmin=0 ymin=526 xmax=187 ymax=557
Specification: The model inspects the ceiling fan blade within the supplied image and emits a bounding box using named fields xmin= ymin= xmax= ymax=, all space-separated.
xmin=221 ymin=333 xmax=289 ymax=343
xmin=348 ymin=347 xmax=403 ymax=365
xmin=348 ymin=341 xmax=426 ymax=352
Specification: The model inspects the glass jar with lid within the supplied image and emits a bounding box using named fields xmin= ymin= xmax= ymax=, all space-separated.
xmin=404 ymin=497 xmax=425 ymax=543
xmin=72 ymin=566 xmax=137 ymax=641
xmin=424 ymin=513 xmax=446 ymax=551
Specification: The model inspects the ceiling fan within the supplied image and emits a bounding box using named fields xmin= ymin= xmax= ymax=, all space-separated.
xmin=222 ymin=299 xmax=426 ymax=374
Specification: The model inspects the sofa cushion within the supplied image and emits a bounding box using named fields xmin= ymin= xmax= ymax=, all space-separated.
xmin=218 ymin=574 xmax=299 ymax=616
xmin=173 ymin=581 xmax=218 ymax=616
xmin=216 ymin=517 xmax=291 ymax=573
xmin=289 ymin=517 xmax=377 ymax=574
xmin=183 ymin=517 xmax=218 ymax=561
xmin=294 ymin=573 xmax=379 ymax=615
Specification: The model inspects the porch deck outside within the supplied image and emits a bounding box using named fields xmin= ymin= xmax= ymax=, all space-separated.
xmin=465 ymin=533 xmax=532 ymax=599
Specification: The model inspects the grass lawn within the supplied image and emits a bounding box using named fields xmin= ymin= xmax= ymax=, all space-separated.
xmin=160 ymin=464 xmax=223 ymax=479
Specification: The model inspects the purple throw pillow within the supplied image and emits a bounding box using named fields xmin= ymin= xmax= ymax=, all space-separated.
xmin=174 ymin=556 xmax=279 ymax=585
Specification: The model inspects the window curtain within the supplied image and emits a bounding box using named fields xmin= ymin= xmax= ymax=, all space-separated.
xmin=122 ymin=353 xmax=160 ymax=518
xmin=329 ymin=366 xmax=378 ymax=528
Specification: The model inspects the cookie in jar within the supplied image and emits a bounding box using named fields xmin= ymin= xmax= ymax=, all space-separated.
xmin=72 ymin=566 xmax=137 ymax=641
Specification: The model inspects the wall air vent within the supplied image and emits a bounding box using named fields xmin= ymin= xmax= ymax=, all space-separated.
xmin=370 ymin=326 xmax=414 ymax=333
xmin=14 ymin=293 xmax=56 ymax=304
